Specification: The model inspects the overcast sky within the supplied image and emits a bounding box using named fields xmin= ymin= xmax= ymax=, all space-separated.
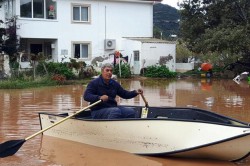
xmin=161 ymin=0 xmax=183 ymax=9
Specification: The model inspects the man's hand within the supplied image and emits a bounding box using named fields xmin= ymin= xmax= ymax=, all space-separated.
xmin=100 ymin=95 xmax=109 ymax=102
xmin=137 ymin=88 xmax=143 ymax=94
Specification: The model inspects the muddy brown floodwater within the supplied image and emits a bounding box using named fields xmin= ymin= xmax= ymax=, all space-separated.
xmin=0 ymin=78 xmax=249 ymax=166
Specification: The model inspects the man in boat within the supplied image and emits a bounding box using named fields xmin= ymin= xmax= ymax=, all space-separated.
xmin=84 ymin=63 xmax=143 ymax=119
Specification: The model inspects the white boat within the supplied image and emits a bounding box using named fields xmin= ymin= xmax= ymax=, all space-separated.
xmin=39 ymin=106 xmax=250 ymax=161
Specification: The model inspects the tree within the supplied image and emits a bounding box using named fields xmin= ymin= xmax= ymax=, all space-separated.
xmin=0 ymin=20 xmax=6 ymax=52
xmin=153 ymin=26 xmax=163 ymax=39
xmin=176 ymin=40 xmax=194 ymax=63
xmin=180 ymin=0 xmax=250 ymax=63
xmin=0 ymin=17 xmax=19 ymax=62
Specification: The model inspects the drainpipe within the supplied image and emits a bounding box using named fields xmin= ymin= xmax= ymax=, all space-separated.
xmin=105 ymin=6 xmax=107 ymax=41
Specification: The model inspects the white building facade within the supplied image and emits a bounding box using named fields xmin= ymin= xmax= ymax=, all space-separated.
xmin=1 ymin=0 xmax=176 ymax=74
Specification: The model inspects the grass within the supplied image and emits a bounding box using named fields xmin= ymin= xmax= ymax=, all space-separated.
xmin=0 ymin=78 xmax=57 ymax=89
xmin=0 ymin=77 xmax=90 ymax=89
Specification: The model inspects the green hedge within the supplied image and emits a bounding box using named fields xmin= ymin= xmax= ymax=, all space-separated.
xmin=144 ymin=65 xmax=177 ymax=78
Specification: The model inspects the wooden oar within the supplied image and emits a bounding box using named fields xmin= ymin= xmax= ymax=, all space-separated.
xmin=0 ymin=100 xmax=102 ymax=158
xmin=140 ymin=93 xmax=149 ymax=108
xmin=140 ymin=93 xmax=149 ymax=118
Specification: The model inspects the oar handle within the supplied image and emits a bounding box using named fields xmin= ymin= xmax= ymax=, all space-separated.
xmin=140 ymin=93 xmax=149 ymax=107
xmin=25 ymin=100 xmax=102 ymax=141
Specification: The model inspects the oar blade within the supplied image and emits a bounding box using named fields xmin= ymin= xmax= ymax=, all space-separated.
xmin=0 ymin=139 xmax=25 ymax=158
xmin=141 ymin=107 xmax=149 ymax=118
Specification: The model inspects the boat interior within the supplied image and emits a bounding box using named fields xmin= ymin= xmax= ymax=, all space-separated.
xmin=70 ymin=106 xmax=248 ymax=126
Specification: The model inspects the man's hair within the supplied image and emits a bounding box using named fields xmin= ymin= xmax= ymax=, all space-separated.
xmin=101 ymin=63 xmax=113 ymax=70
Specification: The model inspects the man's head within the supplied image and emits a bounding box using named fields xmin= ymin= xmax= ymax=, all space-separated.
xmin=101 ymin=63 xmax=113 ymax=82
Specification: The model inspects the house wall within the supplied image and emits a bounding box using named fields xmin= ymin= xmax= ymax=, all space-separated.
xmin=141 ymin=43 xmax=176 ymax=71
xmin=15 ymin=0 xmax=154 ymax=63
xmin=121 ymin=39 xmax=176 ymax=74
xmin=121 ymin=39 xmax=142 ymax=62
xmin=0 ymin=2 xmax=5 ymax=24
xmin=121 ymin=39 xmax=142 ymax=74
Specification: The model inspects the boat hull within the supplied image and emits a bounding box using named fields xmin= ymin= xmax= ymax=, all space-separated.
xmin=39 ymin=113 xmax=250 ymax=161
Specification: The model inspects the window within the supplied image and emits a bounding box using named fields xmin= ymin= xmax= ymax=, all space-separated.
xmin=20 ymin=0 xmax=56 ymax=19
xmin=73 ymin=43 xmax=90 ymax=59
xmin=72 ymin=4 xmax=90 ymax=22
xmin=134 ymin=51 xmax=140 ymax=61
xmin=20 ymin=0 xmax=31 ymax=18
xmin=33 ymin=0 xmax=44 ymax=18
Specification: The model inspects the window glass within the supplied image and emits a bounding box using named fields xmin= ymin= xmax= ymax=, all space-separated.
xmin=81 ymin=44 xmax=88 ymax=58
xmin=81 ymin=7 xmax=88 ymax=21
xmin=46 ymin=0 xmax=56 ymax=19
xmin=33 ymin=0 xmax=44 ymax=18
xmin=74 ymin=44 xmax=80 ymax=58
xmin=134 ymin=51 xmax=140 ymax=61
xmin=73 ymin=7 xmax=80 ymax=21
xmin=20 ymin=0 xmax=57 ymax=19
xmin=20 ymin=0 xmax=32 ymax=18
xmin=72 ymin=5 xmax=89 ymax=22
xmin=73 ymin=43 xmax=89 ymax=59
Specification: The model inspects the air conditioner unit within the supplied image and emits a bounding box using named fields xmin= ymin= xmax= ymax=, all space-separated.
xmin=104 ymin=39 xmax=116 ymax=50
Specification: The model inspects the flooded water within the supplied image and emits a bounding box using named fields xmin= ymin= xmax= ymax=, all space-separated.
xmin=0 ymin=78 xmax=249 ymax=166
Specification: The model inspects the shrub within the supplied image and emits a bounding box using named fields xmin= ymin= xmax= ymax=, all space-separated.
xmin=144 ymin=65 xmax=177 ymax=78
xmin=51 ymin=74 xmax=66 ymax=84
xmin=0 ymin=77 xmax=57 ymax=89
xmin=113 ymin=64 xmax=131 ymax=78
xmin=37 ymin=62 xmax=75 ymax=80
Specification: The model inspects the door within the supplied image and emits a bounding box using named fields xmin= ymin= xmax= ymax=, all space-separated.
xmin=133 ymin=51 xmax=140 ymax=75
xmin=30 ymin=44 xmax=43 ymax=55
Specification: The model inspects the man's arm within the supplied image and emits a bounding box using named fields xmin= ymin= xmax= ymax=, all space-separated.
xmin=116 ymin=83 xmax=138 ymax=99
xmin=83 ymin=81 xmax=100 ymax=102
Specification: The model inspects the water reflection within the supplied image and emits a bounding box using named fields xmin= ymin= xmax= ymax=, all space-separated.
xmin=0 ymin=79 xmax=250 ymax=165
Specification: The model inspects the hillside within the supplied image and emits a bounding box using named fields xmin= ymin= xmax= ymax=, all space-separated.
xmin=153 ymin=3 xmax=180 ymax=39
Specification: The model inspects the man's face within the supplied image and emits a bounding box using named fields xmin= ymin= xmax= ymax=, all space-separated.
xmin=102 ymin=66 xmax=113 ymax=81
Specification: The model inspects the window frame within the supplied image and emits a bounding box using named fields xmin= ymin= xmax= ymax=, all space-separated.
xmin=72 ymin=41 xmax=91 ymax=60
xmin=20 ymin=0 xmax=57 ymax=19
xmin=71 ymin=3 xmax=91 ymax=23
xmin=134 ymin=51 xmax=140 ymax=61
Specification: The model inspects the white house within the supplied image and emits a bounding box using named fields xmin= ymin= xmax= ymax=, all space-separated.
xmin=0 ymin=0 xmax=176 ymax=75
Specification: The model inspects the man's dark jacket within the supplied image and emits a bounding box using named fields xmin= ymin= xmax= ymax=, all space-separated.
xmin=84 ymin=76 xmax=138 ymax=111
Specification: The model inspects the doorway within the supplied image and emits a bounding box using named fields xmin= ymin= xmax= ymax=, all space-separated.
xmin=30 ymin=44 xmax=43 ymax=55
xmin=133 ymin=51 xmax=140 ymax=75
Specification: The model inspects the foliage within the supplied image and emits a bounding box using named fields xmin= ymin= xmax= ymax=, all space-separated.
xmin=0 ymin=77 xmax=57 ymax=89
xmin=143 ymin=65 xmax=177 ymax=78
xmin=37 ymin=62 xmax=75 ymax=80
xmin=0 ymin=17 xmax=19 ymax=62
xmin=153 ymin=26 xmax=163 ymax=39
xmin=0 ymin=20 xmax=5 ymax=50
xmin=180 ymin=0 xmax=250 ymax=63
xmin=176 ymin=40 xmax=194 ymax=62
xmin=69 ymin=59 xmax=86 ymax=69
xmin=51 ymin=74 xmax=66 ymax=84
xmin=113 ymin=64 xmax=131 ymax=78
xmin=79 ymin=65 xmax=97 ymax=79
xmin=198 ymin=51 xmax=241 ymax=68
